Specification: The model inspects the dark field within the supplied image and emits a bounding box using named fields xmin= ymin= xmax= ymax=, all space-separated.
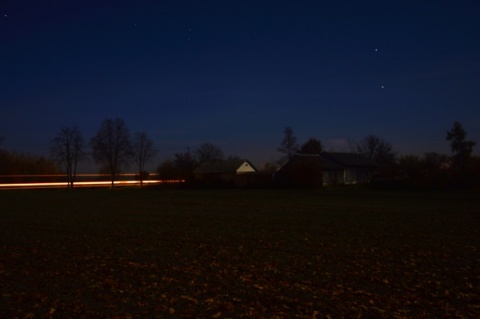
xmin=1 ymin=188 xmax=479 ymax=318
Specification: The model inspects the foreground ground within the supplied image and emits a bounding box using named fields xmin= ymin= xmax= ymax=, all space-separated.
xmin=0 ymin=188 xmax=479 ymax=318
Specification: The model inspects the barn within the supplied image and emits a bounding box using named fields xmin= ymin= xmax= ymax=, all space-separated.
xmin=321 ymin=152 xmax=377 ymax=184
xmin=192 ymin=159 xmax=259 ymax=187
xmin=275 ymin=153 xmax=377 ymax=188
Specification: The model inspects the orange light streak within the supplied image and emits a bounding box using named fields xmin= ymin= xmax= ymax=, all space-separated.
xmin=0 ymin=180 xmax=184 ymax=189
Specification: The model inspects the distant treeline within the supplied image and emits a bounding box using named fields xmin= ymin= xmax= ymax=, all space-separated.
xmin=371 ymin=153 xmax=480 ymax=190
xmin=0 ymin=149 xmax=59 ymax=179
xmin=1 ymin=120 xmax=479 ymax=190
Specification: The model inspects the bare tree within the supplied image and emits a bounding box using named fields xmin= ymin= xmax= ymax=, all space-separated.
xmin=174 ymin=151 xmax=198 ymax=179
xmin=299 ymin=137 xmax=323 ymax=154
xmin=278 ymin=126 xmax=299 ymax=163
xmin=132 ymin=131 xmax=157 ymax=187
xmin=157 ymin=151 xmax=198 ymax=181
xmin=90 ymin=118 xmax=132 ymax=187
xmin=157 ymin=159 xmax=178 ymax=180
xmin=357 ymin=134 xmax=396 ymax=166
xmin=50 ymin=126 xmax=87 ymax=189
xmin=195 ymin=142 xmax=224 ymax=163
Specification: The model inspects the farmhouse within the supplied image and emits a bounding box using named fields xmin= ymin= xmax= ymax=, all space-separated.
xmin=275 ymin=154 xmax=343 ymax=188
xmin=321 ymin=152 xmax=377 ymax=184
xmin=192 ymin=159 xmax=260 ymax=187
xmin=275 ymin=153 xmax=377 ymax=188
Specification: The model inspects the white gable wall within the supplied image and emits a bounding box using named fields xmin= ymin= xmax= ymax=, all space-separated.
xmin=236 ymin=161 xmax=256 ymax=174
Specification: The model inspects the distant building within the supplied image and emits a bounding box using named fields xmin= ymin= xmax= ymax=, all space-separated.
xmin=321 ymin=152 xmax=377 ymax=185
xmin=192 ymin=159 xmax=262 ymax=187
xmin=275 ymin=153 xmax=377 ymax=188
xmin=275 ymin=154 xmax=341 ymax=188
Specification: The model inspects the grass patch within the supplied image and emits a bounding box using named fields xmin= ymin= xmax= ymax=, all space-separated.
xmin=1 ymin=188 xmax=479 ymax=318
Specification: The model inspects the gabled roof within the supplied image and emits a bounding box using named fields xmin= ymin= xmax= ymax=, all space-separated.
xmin=193 ymin=159 xmax=256 ymax=174
xmin=321 ymin=152 xmax=377 ymax=168
xmin=279 ymin=154 xmax=343 ymax=171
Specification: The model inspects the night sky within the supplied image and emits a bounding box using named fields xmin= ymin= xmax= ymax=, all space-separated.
xmin=1 ymin=1 xmax=479 ymax=171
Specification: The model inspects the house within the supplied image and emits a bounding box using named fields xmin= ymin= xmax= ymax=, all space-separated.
xmin=274 ymin=153 xmax=377 ymax=188
xmin=274 ymin=154 xmax=343 ymax=188
xmin=320 ymin=152 xmax=377 ymax=184
xmin=192 ymin=159 xmax=259 ymax=187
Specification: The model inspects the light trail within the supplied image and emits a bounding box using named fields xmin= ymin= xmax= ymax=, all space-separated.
xmin=0 ymin=179 xmax=185 ymax=189
xmin=0 ymin=173 xmax=156 ymax=178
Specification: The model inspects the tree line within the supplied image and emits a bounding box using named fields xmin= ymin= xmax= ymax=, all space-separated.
xmin=277 ymin=121 xmax=478 ymax=189
xmin=0 ymin=119 xmax=155 ymax=188
xmin=0 ymin=143 xmax=59 ymax=179
xmin=0 ymin=118 xmax=231 ymax=188
xmin=52 ymin=118 xmax=158 ymax=188
xmin=0 ymin=120 xmax=478 ymax=189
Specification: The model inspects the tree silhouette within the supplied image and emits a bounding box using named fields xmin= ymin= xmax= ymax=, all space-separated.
xmin=90 ymin=118 xmax=132 ymax=187
xmin=357 ymin=134 xmax=396 ymax=166
xmin=0 ymin=137 xmax=5 ymax=174
xmin=174 ymin=151 xmax=198 ymax=179
xmin=195 ymin=143 xmax=224 ymax=163
xmin=299 ymin=137 xmax=323 ymax=155
xmin=157 ymin=159 xmax=178 ymax=180
xmin=50 ymin=126 xmax=87 ymax=189
xmin=0 ymin=137 xmax=5 ymax=171
xmin=157 ymin=151 xmax=198 ymax=180
xmin=132 ymin=132 xmax=157 ymax=187
xmin=0 ymin=151 xmax=58 ymax=177
xmin=446 ymin=121 xmax=476 ymax=171
xmin=278 ymin=126 xmax=299 ymax=163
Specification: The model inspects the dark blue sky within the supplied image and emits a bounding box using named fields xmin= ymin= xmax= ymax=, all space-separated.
xmin=1 ymin=0 xmax=479 ymax=170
